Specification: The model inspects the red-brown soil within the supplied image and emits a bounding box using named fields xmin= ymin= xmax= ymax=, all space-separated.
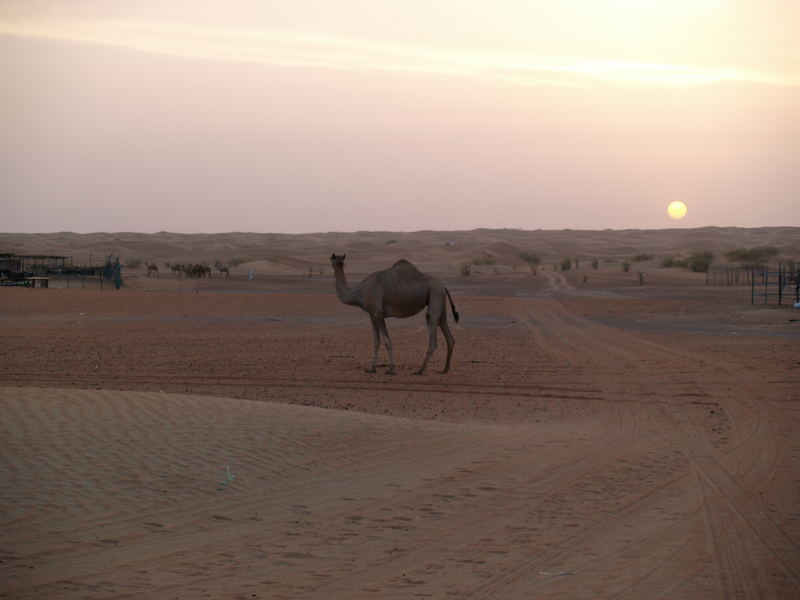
xmin=1 ymin=239 xmax=799 ymax=598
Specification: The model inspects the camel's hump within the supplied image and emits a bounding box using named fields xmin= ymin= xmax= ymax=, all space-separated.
xmin=391 ymin=259 xmax=419 ymax=269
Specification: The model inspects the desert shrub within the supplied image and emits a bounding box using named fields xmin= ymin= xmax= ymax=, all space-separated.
xmin=518 ymin=252 xmax=541 ymax=275
xmin=661 ymin=256 xmax=688 ymax=268
xmin=385 ymin=239 xmax=398 ymax=245
xmin=591 ymin=259 xmax=599 ymax=270
xmin=560 ymin=257 xmax=573 ymax=271
xmin=460 ymin=262 xmax=472 ymax=276
xmin=725 ymin=246 xmax=779 ymax=268
xmin=689 ymin=251 xmax=714 ymax=273
xmin=228 ymin=257 xmax=249 ymax=267
xmin=637 ymin=270 xmax=645 ymax=285
xmin=473 ymin=256 xmax=496 ymax=266
xmin=125 ymin=258 xmax=143 ymax=268
xmin=633 ymin=254 xmax=654 ymax=262
xmin=621 ymin=259 xmax=631 ymax=272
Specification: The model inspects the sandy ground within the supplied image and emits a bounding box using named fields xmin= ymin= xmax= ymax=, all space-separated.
xmin=1 ymin=229 xmax=800 ymax=599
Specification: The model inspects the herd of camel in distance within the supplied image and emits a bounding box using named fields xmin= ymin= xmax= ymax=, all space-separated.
xmin=141 ymin=255 xmax=457 ymax=375
xmin=144 ymin=261 xmax=229 ymax=278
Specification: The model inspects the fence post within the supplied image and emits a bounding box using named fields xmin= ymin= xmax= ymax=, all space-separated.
xmin=796 ymin=265 xmax=800 ymax=303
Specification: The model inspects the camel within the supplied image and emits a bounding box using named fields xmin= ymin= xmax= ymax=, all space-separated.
xmin=165 ymin=262 xmax=184 ymax=276
xmin=215 ymin=262 xmax=230 ymax=278
xmin=146 ymin=262 xmax=159 ymax=277
xmin=330 ymin=254 xmax=459 ymax=375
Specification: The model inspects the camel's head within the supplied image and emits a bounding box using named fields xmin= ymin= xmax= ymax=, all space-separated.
xmin=330 ymin=253 xmax=346 ymax=269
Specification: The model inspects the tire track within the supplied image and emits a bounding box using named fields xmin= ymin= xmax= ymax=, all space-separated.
xmin=463 ymin=471 xmax=694 ymax=599
xmin=311 ymin=403 xmax=645 ymax=598
xmin=0 ymin=372 xmax=608 ymax=403
xmin=510 ymin=298 xmax=800 ymax=592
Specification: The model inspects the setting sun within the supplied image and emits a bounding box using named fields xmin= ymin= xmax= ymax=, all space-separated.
xmin=667 ymin=201 xmax=688 ymax=220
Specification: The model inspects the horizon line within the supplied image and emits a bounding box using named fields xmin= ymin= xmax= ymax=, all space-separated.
xmin=1 ymin=225 xmax=796 ymax=237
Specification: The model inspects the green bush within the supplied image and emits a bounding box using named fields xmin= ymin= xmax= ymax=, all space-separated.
xmin=591 ymin=259 xmax=599 ymax=270
xmin=633 ymin=254 xmax=654 ymax=262
xmin=725 ymin=246 xmax=779 ymax=268
xmin=689 ymin=251 xmax=714 ymax=273
xmin=621 ymin=259 xmax=631 ymax=272
xmin=560 ymin=257 xmax=573 ymax=271
xmin=661 ymin=256 xmax=688 ymax=268
xmin=125 ymin=258 xmax=143 ymax=268
xmin=460 ymin=262 xmax=472 ymax=276
xmin=519 ymin=252 xmax=541 ymax=275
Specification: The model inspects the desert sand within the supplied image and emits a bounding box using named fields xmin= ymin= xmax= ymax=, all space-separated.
xmin=1 ymin=228 xmax=799 ymax=599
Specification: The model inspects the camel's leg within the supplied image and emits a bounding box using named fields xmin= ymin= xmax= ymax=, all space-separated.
xmin=415 ymin=304 xmax=443 ymax=375
xmin=438 ymin=313 xmax=455 ymax=373
xmin=366 ymin=317 xmax=381 ymax=373
xmin=377 ymin=319 xmax=396 ymax=374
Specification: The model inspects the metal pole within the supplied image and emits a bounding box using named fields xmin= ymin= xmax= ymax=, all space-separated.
xmin=796 ymin=265 xmax=800 ymax=303
xmin=796 ymin=266 xmax=800 ymax=303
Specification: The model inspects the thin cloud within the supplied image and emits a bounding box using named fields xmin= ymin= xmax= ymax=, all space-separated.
xmin=0 ymin=17 xmax=795 ymax=87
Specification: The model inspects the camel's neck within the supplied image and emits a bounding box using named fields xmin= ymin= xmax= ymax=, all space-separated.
xmin=333 ymin=266 xmax=360 ymax=306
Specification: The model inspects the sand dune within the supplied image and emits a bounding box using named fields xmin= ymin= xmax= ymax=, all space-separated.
xmin=2 ymin=227 xmax=797 ymax=275
xmin=3 ymin=387 xmax=547 ymax=598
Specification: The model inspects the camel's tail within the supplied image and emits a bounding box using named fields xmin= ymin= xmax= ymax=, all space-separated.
xmin=445 ymin=288 xmax=460 ymax=323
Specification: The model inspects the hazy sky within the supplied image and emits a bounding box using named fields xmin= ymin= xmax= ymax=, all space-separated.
xmin=1 ymin=1 xmax=798 ymax=233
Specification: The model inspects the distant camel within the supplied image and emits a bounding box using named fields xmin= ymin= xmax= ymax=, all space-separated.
xmin=330 ymin=254 xmax=459 ymax=375
xmin=146 ymin=262 xmax=159 ymax=277
xmin=165 ymin=262 xmax=184 ymax=276
xmin=184 ymin=263 xmax=211 ymax=278
xmin=215 ymin=262 xmax=230 ymax=278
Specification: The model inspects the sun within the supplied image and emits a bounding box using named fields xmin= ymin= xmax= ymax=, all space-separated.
xmin=667 ymin=201 xmax=688 ymax=220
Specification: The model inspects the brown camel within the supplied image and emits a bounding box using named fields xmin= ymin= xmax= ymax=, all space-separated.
xmin=146 ymin=262 xmax=159 ymax=277
xmin=215 ymin=262 xmax=230 ymax=278
xmin=330 ymin=254 xmax=459 ymax=375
